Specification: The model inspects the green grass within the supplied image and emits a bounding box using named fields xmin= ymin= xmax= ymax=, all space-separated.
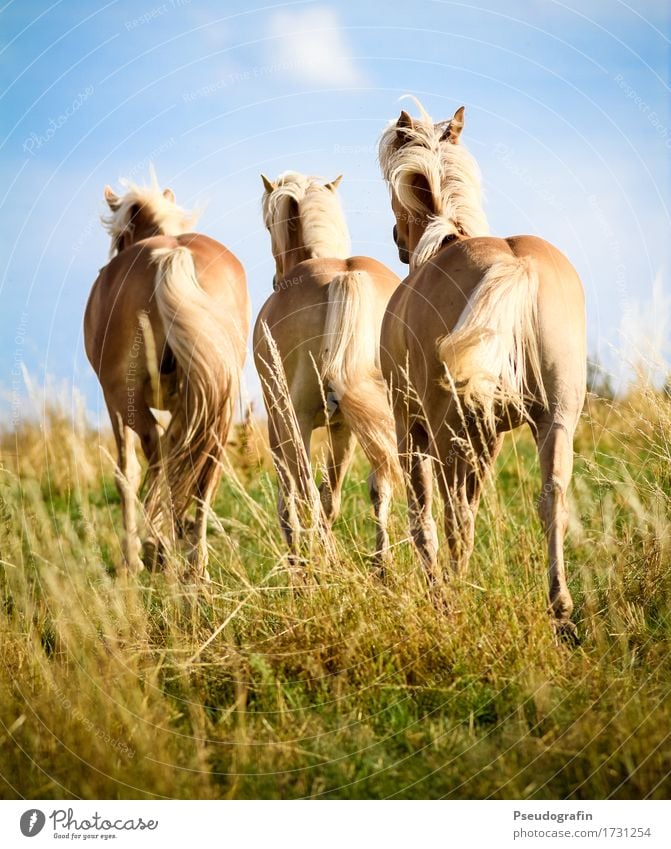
xmin=1 ymin=388 xmax=670 ymax=799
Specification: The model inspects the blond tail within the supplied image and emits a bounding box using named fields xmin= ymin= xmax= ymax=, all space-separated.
xmin=320 ymin=271 xmax=401 ymax=485
xmin=147 ymin=246 xmax=240 ymax=522
xmin=437 ymin=255 xmax=547 ymax=427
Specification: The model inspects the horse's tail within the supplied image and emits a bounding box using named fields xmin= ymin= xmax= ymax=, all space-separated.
xmin=437 ymin=255 xmax=547 ymax=427
xmin=321 ymin=271 xmax=401 ymax=485
xmin=148 ymin=245 xmax=240 ymax=521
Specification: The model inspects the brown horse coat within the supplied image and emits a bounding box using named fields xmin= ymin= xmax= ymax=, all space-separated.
xmin=379 ymin=103 xmax=586 ymax=636
xmin=85 ymin=178 xmax=249 ymax=576
xmin=253 ymin=172 xmax=400 ymax=565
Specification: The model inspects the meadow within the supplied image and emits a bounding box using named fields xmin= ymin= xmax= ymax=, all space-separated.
xmin=1 ymin=380 xmax=670 ymax=799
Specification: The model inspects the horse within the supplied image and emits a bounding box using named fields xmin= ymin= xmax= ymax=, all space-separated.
xmin=378 ymin=101 xmax=586 ymax=638
xmin=253 ymin=171 xmax=401 ymax=567
xmin=84 ymin=173 xmax=250 ymax=578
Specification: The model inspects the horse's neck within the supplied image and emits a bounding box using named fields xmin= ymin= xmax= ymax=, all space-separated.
xmin=281 ymin=245 xmax=314 ymax=275
xmin=439 ymin=155 xmax=489 ymax=239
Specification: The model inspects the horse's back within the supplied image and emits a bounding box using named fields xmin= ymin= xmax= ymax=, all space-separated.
xmin=176 ymin=233 xmax=249 ymax=316
xmin=254 ymin=255 xmax=399 ymax=348
xmin=84 ymin=233 xmax=249 ymax=388
xmin=387 ymin=234 xmax=583 ymax=340
xmin=254 ymin=255 xmax=400 ymax=420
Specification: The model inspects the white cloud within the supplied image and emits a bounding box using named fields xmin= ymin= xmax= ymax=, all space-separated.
xmin=268 ymin=7 xmax=365 ymax=86
xmin=618 ymin=270 xmax=671 ymax=386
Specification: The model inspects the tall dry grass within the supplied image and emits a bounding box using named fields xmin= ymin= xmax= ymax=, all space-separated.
xmin=0 ymin=380 xmax=670 ymax=799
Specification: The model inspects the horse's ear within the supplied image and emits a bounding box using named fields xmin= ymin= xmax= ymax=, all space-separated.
xmin=396 ymin=109 xmax=414 ymax=143
xmin=104 ymin=185 xmax=120 ymax=209
xmin=440 ymin=106 xmax=465 ymax=144
xmin=261 ymin=174 xmax=275 ymax=193
xmin=162 ymin=188 xmax=176 ymax=203
xmin=325 ymin=175 xmax=343 ymax=191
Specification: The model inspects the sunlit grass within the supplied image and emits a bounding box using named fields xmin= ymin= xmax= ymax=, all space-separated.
xmin=1 ymin=384 xmax=670 ymax=799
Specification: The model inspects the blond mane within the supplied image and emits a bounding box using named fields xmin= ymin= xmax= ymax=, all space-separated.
xmin=262 ymin=171 xmax=351 ymax=262
xmin=379 ymin=98 xmax=489 ymax=268
xmin=102 ymin=169 xmax=197 ymax=256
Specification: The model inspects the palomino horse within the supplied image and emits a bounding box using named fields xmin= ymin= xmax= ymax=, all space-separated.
xmin=84 ymin=174 xmax=250 ymax=577
xmin=253 ymin=172 xmax=401 ymax=566
xmin=378 ymin=102 xmax=586 ymax=637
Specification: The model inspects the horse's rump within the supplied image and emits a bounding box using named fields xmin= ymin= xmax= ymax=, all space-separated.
xmin=146 ymin=245 xmax=241 ymax=522
xmin=436 ymin=252 xmax=547 ymax=427
xmin=321 ymin=270 xmax=400 ymax=482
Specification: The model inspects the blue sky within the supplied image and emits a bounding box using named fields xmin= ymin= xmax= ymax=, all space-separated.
xmin=1 ymin=0 xmax=669 ymax=421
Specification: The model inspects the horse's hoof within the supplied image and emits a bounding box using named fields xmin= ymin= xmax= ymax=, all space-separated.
xmin=185 ymin=564 xmax=211 ymax=584
xmin=370 ymin=554 xmax=388 ymax=583
xmin=142 ymin=539 xmax=165 ymax=572
xmin=121 ymin=536 xmax=144 ymax=575
xmin=372 ymin=565 xmax=387 ymax=583
xmin=185 ymin=542 xmax=211 ymax=583
xmin=555 ymin=619 xmax=580 ymax=646
xmin=183 ymin=572 xmax=210 ymax=587
xmin=285 ymin=555 xmax=309 ymax=590
xmin=176 ymin=518 xmax=196 ymax=539
xmin=118 ymin=559 xmax=143 ymax=578
xmin=428 ymin=582 xmax=449 ymax=614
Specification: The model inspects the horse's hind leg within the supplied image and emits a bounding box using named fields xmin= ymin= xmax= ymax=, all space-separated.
xmin=359 ymin=434 xmax=396 ymax=569
xmin=189 ymin=459 xmax=222 ymax=582
xmin=534 ymin=416 xmax=578 ymax=636
xmin=126 ymin=403 xmax=163 ymax=571
xmin=400 ymin=423 xmax=439 ymax=581
xmin=268 ymin=410 xmax=320 ymax=567
xmin=437 ymin=433 xmax=503 ymax=573
xmin=335 ymin=385 xmax=398 ymax=567
xmin=368 ymin=469 xmax=393 ymax=571
xmin=320 ymin=421 xmax=355 ymax=522
xmin=109 ymin=408 xmax=143 ymax=574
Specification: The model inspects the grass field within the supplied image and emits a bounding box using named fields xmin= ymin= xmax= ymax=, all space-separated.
xmin=1 ymin=384 xmax=670 ymax=799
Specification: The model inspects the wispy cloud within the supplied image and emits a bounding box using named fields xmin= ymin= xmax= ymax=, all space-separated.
xmin=619 ymin=270 xmax=670 ymax=385
xmin=267 ymin=7 xmax=365 ymax=86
